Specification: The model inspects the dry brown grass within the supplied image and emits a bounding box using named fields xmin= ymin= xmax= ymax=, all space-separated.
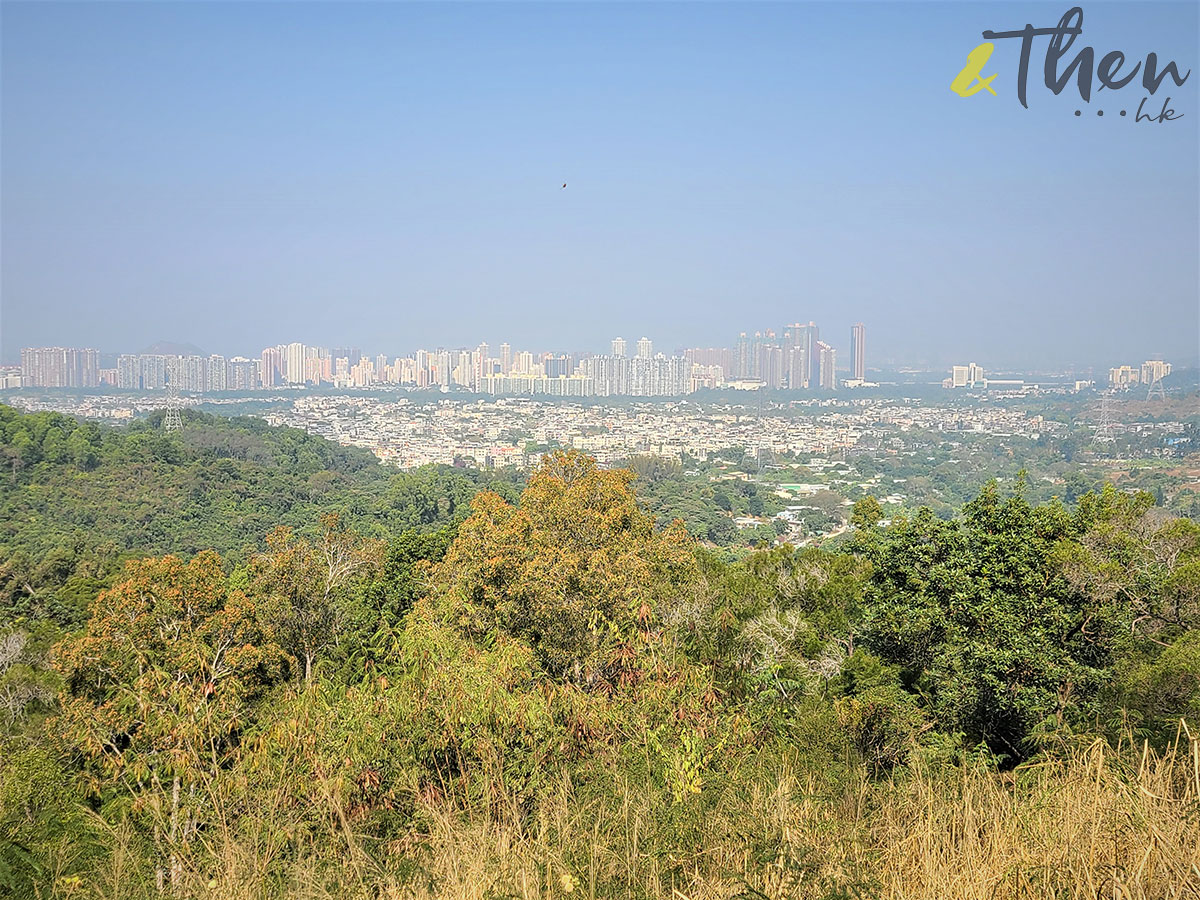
xmin=402 ymin=734 xmax=1200 ymax=900
xmin=65 ymin=730 xmax=1200 ymax=900
xmin=869 ymin=733 xmax=1200 ymax=900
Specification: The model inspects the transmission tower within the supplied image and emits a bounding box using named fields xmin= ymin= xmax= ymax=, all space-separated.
xmin=1092 ymin=391 xmax=1115 ymax=445
xmin=751 ymin=392 xmax=776 ymax=482
xmin=163 ymin=384 xmax=183 ymax=432
xmin=1147 ymin=374 xmax=1166 ymax=401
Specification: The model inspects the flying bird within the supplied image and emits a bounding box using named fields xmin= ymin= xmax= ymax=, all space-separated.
xmin=561 ymin=183 xmax=567 ymax=189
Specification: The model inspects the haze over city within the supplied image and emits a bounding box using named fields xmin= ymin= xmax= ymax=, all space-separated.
xmin=2 ymin=2 xmax=1198 ymax=367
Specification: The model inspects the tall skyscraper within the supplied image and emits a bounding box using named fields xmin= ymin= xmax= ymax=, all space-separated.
xmin=761 ymin=344 xmax=784 ymax=389
xmin=817 ymin=341 xmax=836 ymax=389
xmin=850 ymin=323 xmax=865 ymax=381
xmin=415 ymin=349 xmax=431 ymax=387
xmin=636 ymin=337 xmax=653 ymax=359
xmin=473 ymin=342 xmax=490 ymax=390
xmin=260 ymin=346 xmax=283 ymax=387
xmin=782 ymin=323 xmax=818 ymax=389
xmin=611 ymin=337 xmax=627 ymax=358
xmin=805 ymin=323 xmax=821 ymax=387
xmin=285 ymin=342 xmax=306 ymax=384
xmin=734 ymin=333 xmax=751 ymax=379
xmin=499 ymin=343 xmax=512 ymax=375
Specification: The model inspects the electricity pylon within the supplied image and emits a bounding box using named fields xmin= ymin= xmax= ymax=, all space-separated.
xmin=163 ymin=384 xmax=183 ymax=432
xmin=1093 ymin=391 xmax=1115 ymax=445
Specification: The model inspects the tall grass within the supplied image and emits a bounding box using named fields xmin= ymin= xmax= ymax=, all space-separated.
xmin=59 ymin=729 xmax=1200 ymax=900
xmin=870 ymin=730 xmax=1200 ymax=900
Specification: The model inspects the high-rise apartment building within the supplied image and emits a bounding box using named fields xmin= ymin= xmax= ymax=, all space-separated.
xmin=1141 ymin=359 xmax=1172 ymax=385
xmin=782 ymin=323 xmax=818 ymax=389
xmin=227 ymin=357 xmax=260 ymax=390
xmin=805 ymin=324 xmax=821 ymax=387
xmin=260 ymin=346 xmax=283 ymax=387
xmin=473 ymin=343 xmax=490 ymax=390
xmin=683 ymin=348 xmax=732 ymax=381
xmin=20 ymin=347 xmax=100 ymax=388
xmin=636 ymin=337 xmax=653 ymax=359
xmin=761 ymin=344 xmax=785 ymax=389
xmin=433 ymin=350 xmax=452 ymax=386
xmin=951 ymin=363 xmax=986 ymax=388
xmin=544 ymin=354 xmax=573 ymax=378
xmin=611 ymin=337 xmax=627 ymax=358
xmin=850 ymin=323 xmax=865 ymax=380
xmin=817 ymin=341 xmax=836 ymax=389
xmin=284 ymin=342 xmax=306 ymax=384
xmin=734 ymin=333 xmax=751 ymax=379
xmin=415 ymin=349 xmax=431 ymax=388
xmin=117 ymin=355 xmax=140 ymax=389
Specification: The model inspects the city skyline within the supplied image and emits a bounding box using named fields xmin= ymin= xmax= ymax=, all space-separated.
xmin=12 ymin=321 xmax=1180 ymax=396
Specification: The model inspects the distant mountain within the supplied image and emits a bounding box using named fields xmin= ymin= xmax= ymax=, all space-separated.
xmin=137 ymin=341 xmax=207 ymax=356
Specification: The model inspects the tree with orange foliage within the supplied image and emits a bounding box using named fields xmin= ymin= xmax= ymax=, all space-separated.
xmin=54 ymin=551 xmax=290 ymax=891
xmin=430 ymin=450 xmax=699 ymax=688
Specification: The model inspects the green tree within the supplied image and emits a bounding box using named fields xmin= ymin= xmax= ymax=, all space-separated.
xmin=850 ymin=495 xmax=883 ymax=530
xmin=857 ymin=482 xmax=1123 ymax=761
xmin=252 ymin=514 xmax=383 ymax=686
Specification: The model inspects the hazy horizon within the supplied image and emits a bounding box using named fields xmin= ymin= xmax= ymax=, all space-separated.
xmin=3 ymin=1 xmax=1198 ymax=369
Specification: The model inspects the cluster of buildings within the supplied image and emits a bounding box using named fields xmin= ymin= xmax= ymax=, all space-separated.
xmin=12 ymin=330 xmax=1176 ymax=400
xmin=945 ymin=362 xmax=987 ymax=389
xmin=252 ymin=338 xmax=694 ymax=397
xmin=16 ymin=347 xmax=101 ymax=388
xmin=9 ymin=348 xmax=260 ymax=392
xmin=258 ymin=394 xmax=1046 ymax=470
xmin=115 ymin=353 xmax=261 ymax=392
xmin=1109 ymin=360 xmax=1172 ymax=388
xmin=943 ymin=359 xmax=1177 ymax=393
xmin=686 ymin=322 xmax=866 ymax=391
xmin=12 ymin=322 xmax=868 ymax=396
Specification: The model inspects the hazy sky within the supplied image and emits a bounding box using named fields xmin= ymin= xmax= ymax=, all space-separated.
xmin=2 ymin=1 xmax=1197 ymax=368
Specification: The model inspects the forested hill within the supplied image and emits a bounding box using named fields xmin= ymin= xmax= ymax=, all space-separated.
xmin=0 ymin=404 xmax=520 ymax=623
xmin=2 ymin=448 xmax=1198 ymax=898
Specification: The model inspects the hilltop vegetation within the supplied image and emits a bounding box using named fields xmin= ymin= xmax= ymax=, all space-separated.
xmin=1 ymin=408 xmax=1199 ymax=898
xmin=0 ymin=405 xmax=525 ymax=556
xmin=0 ymin=405 xmax=519 ymax=628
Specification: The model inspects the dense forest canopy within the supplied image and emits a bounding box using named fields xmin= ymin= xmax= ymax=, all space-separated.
xmin=1 ymin=406 xmax=1198 ymax=898
xmin=0 ymin=405 xmax=519 ymax=627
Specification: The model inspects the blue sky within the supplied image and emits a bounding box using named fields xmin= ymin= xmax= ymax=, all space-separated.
xmin=2 ymin=1 xmax=1197 ymax=368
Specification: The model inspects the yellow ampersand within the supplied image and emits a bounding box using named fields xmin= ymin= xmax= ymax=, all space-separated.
xmin=951 ymin=42 xmax=998 ymax=96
